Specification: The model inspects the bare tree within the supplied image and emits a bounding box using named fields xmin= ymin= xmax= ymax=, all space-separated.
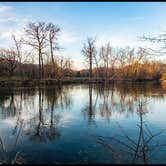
xmin=0 ymin=48 xmax=19 ymax=78
xmin=93 ymin=51 xmax=100 ymax=81
xmin=81 ymin=37 xmax=97 ymax=81
xmin=141 ymin=33 xmax=166 ymax=56
xmin=12 ymin=34 xmax=29 ymax=80
xmin=99 ymin=42 xmax=117 ymax=81
xmin=24 ymin=22 xmax=48 ymax=79
xmin=46 ymin=23 xmax=60 ymax=65
xmin=116 ymin=48 xmax=128 ymax=79
xmin=46 ymin=23 xmax=61 ymax=78
xmin=55 ymin=56 xmax=73 ymax=81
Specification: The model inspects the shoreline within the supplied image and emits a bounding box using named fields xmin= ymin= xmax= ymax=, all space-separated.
xmin=0 ymin=78 xmax=163 ymax=87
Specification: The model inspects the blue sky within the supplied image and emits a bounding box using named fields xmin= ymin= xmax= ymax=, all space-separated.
xmin=0 ymin=2 xmax=166 ymax=69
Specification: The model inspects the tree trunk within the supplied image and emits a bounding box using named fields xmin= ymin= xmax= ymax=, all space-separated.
xmin=89 ymin=52 xmax=92 ymax=81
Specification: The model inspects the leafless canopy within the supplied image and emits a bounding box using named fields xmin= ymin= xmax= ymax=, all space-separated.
xmin=24 ymin=22 xmax=48 ymax=78
xmin=81 ymin=37 xmax=97 ymax=79
xmin=46 ymin=23 xmax=61 ymax=66
xmin=141 ymin=32 xmax=166 ymax=56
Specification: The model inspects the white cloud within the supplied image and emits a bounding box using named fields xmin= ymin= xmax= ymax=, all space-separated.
xmin=0 ymin=17 xmax=16 ymax=23
xmin=95 ymin=35 xmax=137 ymax=48
xmin=0 ymin=16 xmax=30 ymax=25
xmin=0 ymin=27 xmax=24 ymax=42
xmin=94 ymin=34 xmax=160 ymax=50
xmin=0 ymin=27 xmax=27 ymax=49
xmin=72 ymin=59 xmax=84 ymax=70
xmin=0 ymin=27 xmax=23 ymax=47
xmin=0 ymin=4 xmax=12 ymax=13
xmin=59 ymin=31 xmax=79 ymax=44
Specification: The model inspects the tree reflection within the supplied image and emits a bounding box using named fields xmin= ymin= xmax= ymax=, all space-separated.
xmin=0 ymin=85 xmax=73 ymax=144
xmin=26 ymin=86 xmax=62 ymax=142
xmin=96 ymin=97 xmax=166 ymax=164
xmin=0 ymin=83 xmax=166 ymax=163
xmin=82 ymin=82 xmax=166 ymax=122
xmin=82 ymin=84 xmax=97 ymax=125
xmin=98 ymin=84 xmax=113 ymax=122
xmin=88 ymin=84 xmax=93 ymax=121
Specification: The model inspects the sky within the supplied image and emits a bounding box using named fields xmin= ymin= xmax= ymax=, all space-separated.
xmin=0 ymin=2 xmax=166 ymax=69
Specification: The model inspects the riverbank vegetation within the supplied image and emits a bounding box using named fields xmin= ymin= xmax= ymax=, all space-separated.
xmin=0 ymin=21 xmax=166 ymax=85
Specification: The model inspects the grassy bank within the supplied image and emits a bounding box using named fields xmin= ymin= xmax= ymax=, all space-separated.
xmin=0 ymin=77 xmax=162 ymax=87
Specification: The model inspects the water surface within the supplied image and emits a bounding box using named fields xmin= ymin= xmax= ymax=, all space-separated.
xmin=0 ymin=83 xmax=166 ymax=164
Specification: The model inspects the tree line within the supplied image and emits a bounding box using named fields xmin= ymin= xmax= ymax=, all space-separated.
xmin=81 ymin=38 xmax=166 ymax=81
xmin=0 ymin=22 xmax=73 ymax=81
xmin=0 ymin=21 xmax=166 ymax=82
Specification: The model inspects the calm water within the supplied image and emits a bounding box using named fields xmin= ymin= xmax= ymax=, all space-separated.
xmin=0 ymin=83 xmax=166 ymax=164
